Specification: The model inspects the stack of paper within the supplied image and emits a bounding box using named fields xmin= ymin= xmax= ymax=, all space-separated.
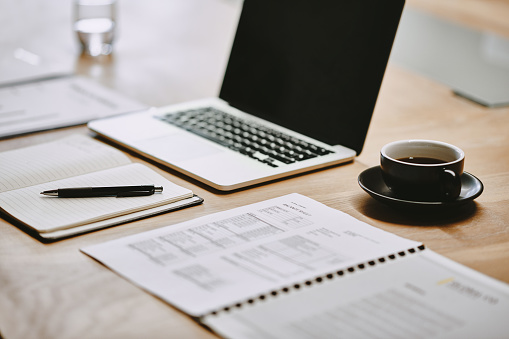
xmin=0 ymin=47 xmax=148 ymax=138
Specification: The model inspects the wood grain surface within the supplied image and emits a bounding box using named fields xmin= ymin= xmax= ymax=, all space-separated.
xmin=1 ymin=0 xmax=509 ymax=338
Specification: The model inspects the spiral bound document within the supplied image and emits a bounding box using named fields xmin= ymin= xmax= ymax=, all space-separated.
xmin=82 ymin=194 xmax=509 ymax=337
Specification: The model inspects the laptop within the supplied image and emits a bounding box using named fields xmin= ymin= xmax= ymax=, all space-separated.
xmin=89 ymin=0 xmax=405 ymax=191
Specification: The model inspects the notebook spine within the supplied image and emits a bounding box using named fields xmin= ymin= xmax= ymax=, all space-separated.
xmin=201 ymin=244 xmax=426 ymax=319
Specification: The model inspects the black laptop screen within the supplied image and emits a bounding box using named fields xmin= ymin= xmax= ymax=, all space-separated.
xmin=219 ymin=0 xmax=405 ymax=155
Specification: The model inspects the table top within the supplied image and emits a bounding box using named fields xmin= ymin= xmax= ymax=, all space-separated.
xmin=1 ymin=0 xmax=509 ymax=338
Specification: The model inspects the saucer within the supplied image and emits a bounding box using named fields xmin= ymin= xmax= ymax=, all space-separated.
xmin=358 ymin=166 xmax=484 ymax=210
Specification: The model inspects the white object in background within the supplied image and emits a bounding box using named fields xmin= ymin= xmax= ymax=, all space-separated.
xmin=0 ymin=47 xmax=74 ymax=87
xmin=0 ymin=76 xmax=147 ymax=138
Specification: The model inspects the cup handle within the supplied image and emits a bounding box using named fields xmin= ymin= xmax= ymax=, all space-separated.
xmin=441 ymin=169 xmax=462 ymax=200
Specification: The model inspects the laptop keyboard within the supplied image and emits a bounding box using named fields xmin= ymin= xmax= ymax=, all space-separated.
xmin=156 ymin=107 xmax=334 ymax=168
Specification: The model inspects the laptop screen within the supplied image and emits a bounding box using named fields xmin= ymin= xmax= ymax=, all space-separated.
xmin=219 ymin=0 xmax=405 ymax=155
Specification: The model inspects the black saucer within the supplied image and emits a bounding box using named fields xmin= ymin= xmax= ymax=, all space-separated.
xmin=358 ymin=166 xmax=484 ymax=210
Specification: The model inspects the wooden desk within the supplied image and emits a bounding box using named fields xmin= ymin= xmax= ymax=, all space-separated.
xmin=1 ymin=1 xmax=509 ymax=338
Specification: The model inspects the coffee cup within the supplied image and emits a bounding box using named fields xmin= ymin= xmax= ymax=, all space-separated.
xmin=380 ymin=140 xmax=464 ymax=201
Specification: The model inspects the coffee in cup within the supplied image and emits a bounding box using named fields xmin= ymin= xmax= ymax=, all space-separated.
xmin=380 ymin=140 xmax=464 ymax=201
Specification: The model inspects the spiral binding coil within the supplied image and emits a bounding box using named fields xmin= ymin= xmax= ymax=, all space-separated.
xmin=201 ymin=244 xmax=426 ymax=319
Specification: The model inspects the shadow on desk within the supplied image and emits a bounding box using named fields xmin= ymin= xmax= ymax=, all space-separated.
xmin=355 ymin=194 xmax=479 ymax=227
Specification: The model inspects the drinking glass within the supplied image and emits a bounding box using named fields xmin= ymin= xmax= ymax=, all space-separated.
xmin=74 ymin=0 xmax=117 ymax=57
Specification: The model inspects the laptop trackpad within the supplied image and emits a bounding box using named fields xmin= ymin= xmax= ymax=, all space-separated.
xmin=137 ymin=133 xmax=223 ymax=162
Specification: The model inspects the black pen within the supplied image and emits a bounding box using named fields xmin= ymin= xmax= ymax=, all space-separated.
xmin=40 ymin=185 xmax=163 ymax=198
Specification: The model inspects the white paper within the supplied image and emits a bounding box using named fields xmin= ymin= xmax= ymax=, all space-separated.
xmin=39 ymin=195 xmax=203 ymax=240
xmin=0 ymin=76 xmax=147 ymax=138
xmin=204 ymin=250 xmax=509 ymax=339
xmin=0 ymin=163 xmax=193 ymax=232
xmin=0 ymin=47 xmax=73 ymax=87
xmin=0 ymin=134 xmax=131 ymax=193
xmin=82 ymin=193 xmax=421 ymax=317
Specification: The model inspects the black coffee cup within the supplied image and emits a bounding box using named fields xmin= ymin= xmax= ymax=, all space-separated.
xmin=380 ymin=140 xmax=464 ymax=201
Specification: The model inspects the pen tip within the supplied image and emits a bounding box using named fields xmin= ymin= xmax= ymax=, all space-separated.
xmin=40 ymin=190 xmax=58 ymax=196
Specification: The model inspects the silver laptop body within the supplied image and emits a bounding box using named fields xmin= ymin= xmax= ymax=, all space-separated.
xmin=89 ymin=0 xmax=405 ymax=191
xmin=89 ymin=98 xmax=355 ymax=190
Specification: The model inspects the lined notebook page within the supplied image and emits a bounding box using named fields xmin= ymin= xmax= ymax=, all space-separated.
xmin=0 ymin=135 xmax=131 ymax=193
xmin=0 ymin=163 xmax=193 ymax=232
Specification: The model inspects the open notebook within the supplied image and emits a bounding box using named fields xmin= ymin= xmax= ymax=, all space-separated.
xmin=0 ymin=135 xmax=202 ymax=240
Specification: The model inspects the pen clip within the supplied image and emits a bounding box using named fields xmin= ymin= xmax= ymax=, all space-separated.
xmin=116 ymin=190 xmax=154 ymax=197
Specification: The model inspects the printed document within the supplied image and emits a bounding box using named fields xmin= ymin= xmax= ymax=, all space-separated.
xmin=0 ymin=47 xmax=73 ymax=87
xmin=0 ymin=76 xmax=147 ymax=138
xmin=82 ymin=194 xmax=509 ymax=338
xmin=82 ymin=193 xmax=420 ymax=316
xmin=204 ymin=250 xmax=509 ymax=339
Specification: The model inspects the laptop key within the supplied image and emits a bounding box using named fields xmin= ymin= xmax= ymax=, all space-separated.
xmin=267 ymin=151 xmax=295 ymax=164
xmin=157 ymin=108 xmax=333 ymax=168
